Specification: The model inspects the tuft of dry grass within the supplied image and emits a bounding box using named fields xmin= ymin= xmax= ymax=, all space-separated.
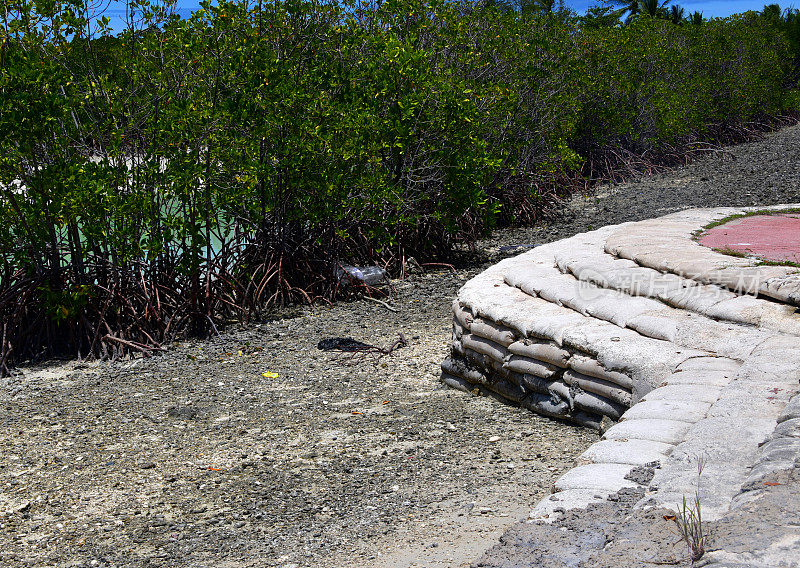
xmin=672 ymin=456 xmax=707 ymax=564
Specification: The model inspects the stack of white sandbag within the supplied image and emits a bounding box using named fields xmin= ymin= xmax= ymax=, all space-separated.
xmin=442 ymin=300 xmax=633 ymax=430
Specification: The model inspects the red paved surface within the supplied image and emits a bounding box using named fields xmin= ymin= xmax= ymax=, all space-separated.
xmin=698 ymin=213 xmax=800 ymax=263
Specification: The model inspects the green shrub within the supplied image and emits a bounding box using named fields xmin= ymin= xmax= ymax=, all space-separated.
xmin=0 ymin=0 xmax=795 ymax=372
xmin=575 ymin=14 xmax=788 ymax=153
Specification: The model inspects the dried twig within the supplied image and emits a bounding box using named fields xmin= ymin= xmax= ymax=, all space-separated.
xmin=421 ymin=262 xmax=456 ymax=274
xmin=102 ymin=334 xmax=165 ymax=354
xmin=363 ymin=295 xmax=398 ymax=312
xmin=319 ymin=333 xmax=408 ymax=364
xmin=206 ymin=315 xmax=223 ymax=339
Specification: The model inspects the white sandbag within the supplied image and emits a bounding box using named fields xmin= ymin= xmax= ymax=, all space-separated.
xmin=568 ymin=354 xmax=634 ymax=389
xmin=564 ymin=369 xmax=632 ymax=407
xmin=441 ymin=357 xmax=486 ymax=385
xmin=486 ymin=376 xmax=527 ymax=403
xmin=505 ymin=270 xmax=571 ymax=306
xmin=572 ymin=390 xmax=625 ymax=420
xmin=457 ymin=353 xmax=527 ymax=402
xmin=573 ymin=411 xmax=603 ymax=431
xmin=441 ymin=373 xmax=475 ymax=393
xmin=523 ymin=392 xmax=570 ymax=419
xmin=461 ymin=347 xmax=492 ymax=374
xmin=507 ymin=371 xmax=551 ymax=395
xmin=548 ymin=380 xmax=625 ymax=419
xmin=547 ymin=380 xmax=573 ymax=409
xmin=461 ymin=334 xmax=508 ymax=365
xmin=465 ymin=351 xmax=525 ymax=395
xmin=527 ymin=309 xmax=588 ymax=345
xmin=583 ymin=293 xmax=660 ymax=328
xmin=504 ymin=354 xmax=559 ymax=379
xmin=626 ymin=314 xmax=678 ymax=343
xmin=507 ymin=340 xmax=571 ymax=367
xmin=453 ymin=301 xmax=473 ymax=331
xmin=452 ymin=318 xmax=466 ymax=341
xmin=470 ymin=317 xmax=516 ymax=347
xmin=761 ymin=272 xmax=800 ymax=305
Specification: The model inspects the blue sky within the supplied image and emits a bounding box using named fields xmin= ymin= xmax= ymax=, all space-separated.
xmin=569 ymin=0 xmax=795 ymax=17
xmin=98 ymin=0 xmax=796 ymax=31
xmin=169 ymin=0 xmax=798 ymax=18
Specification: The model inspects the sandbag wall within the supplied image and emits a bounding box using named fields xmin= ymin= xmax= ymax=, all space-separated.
xmin=441 ymin=300 xmax=633 ymax=430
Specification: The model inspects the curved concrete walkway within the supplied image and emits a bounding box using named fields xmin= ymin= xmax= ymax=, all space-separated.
xmin=442 ymin=206 xmax=800 ymax=564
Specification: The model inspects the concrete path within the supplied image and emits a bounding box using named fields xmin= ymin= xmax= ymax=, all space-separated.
xmin=442 ymin=206 xmax=800 ymax=566
xmin=698 ymin=212 xmax=800 ymax=264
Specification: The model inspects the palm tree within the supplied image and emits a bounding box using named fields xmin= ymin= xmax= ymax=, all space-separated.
xmin=639 ymin=0 xmax=672 ymax=18
xmin=604 ymin=0 xmax=640 ymax=21
xmin=605 ymin=0 xmax=673 ymax=22
xmin=689 ymin=10 xmax=704 ymax=25
xmin=761 ymin=3 xmax=783 ymax=21
xmin=669 ymin=4 xmax=685 ymax=24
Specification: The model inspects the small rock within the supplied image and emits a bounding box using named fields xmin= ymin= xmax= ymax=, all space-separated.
xmin=167 ymin=406 xmax=197 ymax=420
xmin=488 ymin=436 xmax=501 ymax=443
xmin=140 ymin=462 xmax=156 ymax=470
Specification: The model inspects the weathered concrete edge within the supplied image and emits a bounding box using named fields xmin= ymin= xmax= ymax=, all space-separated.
xmin=442 ymin=206 xmax=800 ymax=527
xmin=527 ymin=207 xmax=800 ymax=522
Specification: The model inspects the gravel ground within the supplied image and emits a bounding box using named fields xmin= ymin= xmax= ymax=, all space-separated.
xmin=2 ymin=122 xmax=800 ymax=568
xmin=0 ymin=271 xmax=593 ymax=568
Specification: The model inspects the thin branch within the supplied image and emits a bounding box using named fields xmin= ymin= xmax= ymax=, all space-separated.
xmin=363 ymin=295 xmax=398 ymax=312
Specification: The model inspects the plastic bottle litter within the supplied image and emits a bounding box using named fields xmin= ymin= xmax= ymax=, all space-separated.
xmin=336 ymin=265 xmax=387 ymax=286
